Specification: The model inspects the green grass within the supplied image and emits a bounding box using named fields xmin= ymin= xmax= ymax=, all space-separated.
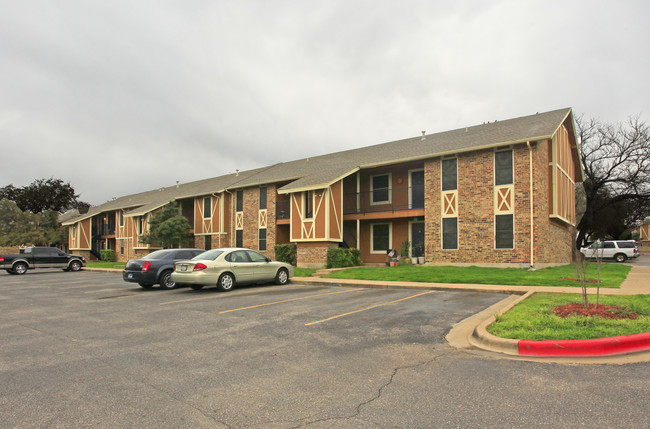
xmin=488 ymin=293 xmax=650 ymax=340
xmin=325 ymin=263 xmax=631 ymax=288
xmin=86 ymin=261 xmax=125 ymax=269
xmin=294 ymin=268 xmax=317 ymax=277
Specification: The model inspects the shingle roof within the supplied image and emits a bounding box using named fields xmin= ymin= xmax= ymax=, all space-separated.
xmin=62 ymin=108 xmax=573 ymax=224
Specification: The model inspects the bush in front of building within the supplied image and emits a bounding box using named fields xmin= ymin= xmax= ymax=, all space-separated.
xmin=100 ymin=249 xmax=116 ymax=262
xmin=274 ymin=243 xmax=297 ymax=266
xmin=327 ymin=248 xmax=362 ymax=269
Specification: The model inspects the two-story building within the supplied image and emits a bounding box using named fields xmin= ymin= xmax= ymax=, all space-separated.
xmin=62 ymin=107 xmax=582 ymax=268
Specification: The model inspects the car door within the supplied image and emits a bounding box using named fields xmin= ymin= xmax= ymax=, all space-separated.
xmin=246 ymin=250 xmax=276 ymax=282
xmin=227 ymin=250 xmax=255 ymax=283
xmin=601 ymin=241 xmax=616 ymax=259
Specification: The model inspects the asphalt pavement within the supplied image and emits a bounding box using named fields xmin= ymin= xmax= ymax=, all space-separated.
xmin=0 ymin=270 xmax=648 ymax=428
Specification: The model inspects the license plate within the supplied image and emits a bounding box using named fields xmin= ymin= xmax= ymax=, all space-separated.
xmin=128 ymin=273 xmax=133 ymax=279
xmin=181 ymin=265 xmax=187 ymax=271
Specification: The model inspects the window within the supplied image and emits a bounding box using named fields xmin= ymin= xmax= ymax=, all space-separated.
xmin=227 ymin=250 xmax=250 ymax=263
xmin=137 ymin=217 xmax=144 ymax=235
xmin=120 ymin=240 xmax=124 ymax=255
xmin=204 ymin=235 xmax=211 ymax=250
xmin=236 ymin=190 xmax=243 ymax=212
xmin=304 ymin=192 xmax=313 ymax=219
xmin=235 ymin=229 xmax=243 ymax=247
xmin=495 ymin=150 xmax=513 ymax=186
xmin=119 ymin=211 xmax=124 ymax=227
xmin=247 ymin=250 xmax=267 ymax=263
xmin=203 ymin=196 xmax=211 ymax=218
xmin=442 ymin=217 xmax=458 ymax=250
xmin=259 ymin=228 xmax=267 ymax=251
xmin=441 ymin=158 xmax=457 ymax=191
xmin=371 ymin=174 xmax=391 ymax=204
xmin=259 ymin=186 xmax=267 ymax=210
xmin=371 ymin=223 xmax=391 ymax=254
xmin=495 ymin=214 xmax=514 ymax=249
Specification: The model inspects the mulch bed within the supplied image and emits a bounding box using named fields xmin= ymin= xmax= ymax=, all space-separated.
xmin=553 ymin=303 xmax=639 ymax=320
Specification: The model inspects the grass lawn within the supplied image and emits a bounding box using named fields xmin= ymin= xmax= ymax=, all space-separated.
xmin=488 ymin=293 xmax=650 ymax=340
xmin=86 ymin=261 xmax=125 ymax=269
xmin=326 ymin=263 xmax=631 ymax=288
xmin=294 ymin=268 xmax=317 ymax=277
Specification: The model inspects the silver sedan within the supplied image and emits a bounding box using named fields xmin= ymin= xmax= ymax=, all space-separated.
xmin=171 ymin=248 xmax=294 ymax=291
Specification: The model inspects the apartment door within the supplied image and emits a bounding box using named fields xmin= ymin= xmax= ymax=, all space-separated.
xmin=410 ymin=222 xmax=425 ymax=258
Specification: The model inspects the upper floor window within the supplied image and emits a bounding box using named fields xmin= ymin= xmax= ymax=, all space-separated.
xmin=304 ymin=191 xmax=313 ymax=219
xmin=259 ymin=186 xmax=267 ymax=210
xmin=441 ymin=158 xmax=457 ymax=191
xmin=236 ymin=190 xmax=244 ymax=212
xmin=119 ymin=211 xmax=124 ymax=227
xmin=495 ymin=150 xmax=513 ymax=186
xmin=203 ymin=196 xmax=211 ymax=218
xmin=371 ymin=174 xmax=391 ymax=204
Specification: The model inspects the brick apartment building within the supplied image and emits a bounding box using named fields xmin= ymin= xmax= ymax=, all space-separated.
xmin=62 ymin=108 xmax=582 ymax=268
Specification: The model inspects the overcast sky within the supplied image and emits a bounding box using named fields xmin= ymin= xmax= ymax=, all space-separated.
xmin=1 ymin=1 xmax=648 ymax=206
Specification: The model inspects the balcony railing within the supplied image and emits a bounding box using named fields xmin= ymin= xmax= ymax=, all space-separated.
xmin=344 ymin=186 xmax=424 ymax=215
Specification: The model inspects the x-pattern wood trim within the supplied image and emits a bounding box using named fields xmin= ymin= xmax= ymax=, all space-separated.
xmin=441 ymin=191 xmax=458 ymax=217
xmin=235 ymin=212 xmax=244 ymax=230
xmin=495 ymin=185 xmax=514 ymax=214
xmin=258 ymin=209 xmax=267 ymax=228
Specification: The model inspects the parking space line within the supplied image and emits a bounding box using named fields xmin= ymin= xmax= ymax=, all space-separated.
xmin=305 ymin=290 xmax=436 ymax=326
xmin=160 ymin=288 xmax=364 ymax=307
xmin=218 ymin=288 xmax=365 ymax=313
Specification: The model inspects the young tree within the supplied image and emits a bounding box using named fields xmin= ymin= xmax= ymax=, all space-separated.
xmin=142 ymin=202 xmax=191 ymax=248
xmin=0 ymin=178 xmax=89 ymax=214
xmin=576 ymin=115 xmax=650 ymax=247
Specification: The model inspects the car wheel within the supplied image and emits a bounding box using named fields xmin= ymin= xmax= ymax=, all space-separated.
xmin=69 ymin=260 xmax=82 ymax=272
xmin=217 ymin=273 xmax=235 ymax=292
xmin=190 ymin=284 xmax=204 ymax=290
xmin=614 ymin=253 xmax=627 ymax=263
xmin=159 ymin=270 xmax=175 ymax=290
xmin=275 ymin=268 xmax=289 ymax=285
xmin=13 ymin=262 xmax=27 ymax=275
xmin=138 ymin=282 xmax=154 ymax=289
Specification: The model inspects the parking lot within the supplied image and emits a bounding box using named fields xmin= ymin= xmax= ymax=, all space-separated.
xmin=1 ymin=270 xmax=648 ymax=428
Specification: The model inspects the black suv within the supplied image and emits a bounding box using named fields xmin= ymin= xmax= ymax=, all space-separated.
xmin=123 ymin=248 xmax=204 ymax=289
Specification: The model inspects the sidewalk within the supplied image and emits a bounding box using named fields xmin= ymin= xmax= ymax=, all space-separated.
xmin=293 ymin=266 xmax=650 ymax=363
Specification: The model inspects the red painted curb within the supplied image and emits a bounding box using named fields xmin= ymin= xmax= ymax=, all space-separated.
xmin=518 ymin=332 xmax=650 ymax=356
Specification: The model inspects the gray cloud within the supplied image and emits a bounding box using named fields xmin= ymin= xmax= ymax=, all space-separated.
xmin=1 ymin=0 xmax=648 ymax=205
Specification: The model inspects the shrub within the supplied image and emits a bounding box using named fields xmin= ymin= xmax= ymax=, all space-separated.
xmin=275 ymin=243 xmax=297 ymax=266
xmin=100 ymin=249 xmax=116 ymax=262
xmin=327 ymin=248 xmax=362 ymax=268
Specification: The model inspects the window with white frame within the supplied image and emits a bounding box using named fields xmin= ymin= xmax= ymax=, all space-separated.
xmin=495 ymin=214 xmax=514 ymax=249
xmin=495 ymin=150 xmax=513 ymax=186
xmin=442 ymin=217 xmax=458 ymax=250
xmin=236 ymin=190 xmax=243 ymax=212
xmin=303 ymin=191 xmax=313 ymax=219
xmin=203 ymin=196 xmax=211 ymax=218
xmin=371 ymin=174 xmax=391 ymax=204
xmin=441 ymin=158 xmax=457 ymax=191
xmin=371 ymin=223 xmax=391 ymax=254
xmin=259 ymin=228 xmax=267 ymax=251
xmin=259 ymin=186 xmax=267 ymax=210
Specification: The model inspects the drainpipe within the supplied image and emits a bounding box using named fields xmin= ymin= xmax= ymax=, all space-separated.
xmin=527 ymin=141 xmax=534 ymax=268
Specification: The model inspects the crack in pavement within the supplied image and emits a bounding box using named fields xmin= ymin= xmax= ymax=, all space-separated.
xmin=289 ymin=347 xmax=453 ymax=428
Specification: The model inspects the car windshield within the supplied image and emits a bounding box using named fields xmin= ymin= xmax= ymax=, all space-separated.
xmin=143 ymin=250 xmax=174 ymax=260
xmin=192 ymin=249 xmax=224 ymax=261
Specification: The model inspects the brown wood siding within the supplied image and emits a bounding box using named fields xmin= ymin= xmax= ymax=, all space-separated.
xmin=329 ymin=180 xmax=343 ymax=241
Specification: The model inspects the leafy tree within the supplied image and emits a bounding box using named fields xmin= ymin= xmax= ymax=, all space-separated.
xmin=0 ymin=199 xmax=67 ymax=246
xmin=0 ymin=178 xmax=89 ymax=213
xmin=576 ymin=115 xmax=650 ymax=247
xmin=142 ymin=202 xmax=191 ymax=248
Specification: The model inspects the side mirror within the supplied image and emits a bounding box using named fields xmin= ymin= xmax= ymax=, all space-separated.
xmin=265 ymin=257 xmax=272 ymax=263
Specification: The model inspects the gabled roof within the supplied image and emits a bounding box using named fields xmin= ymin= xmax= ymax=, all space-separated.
xmin=62 ymin=108 xmax=575 ymax=224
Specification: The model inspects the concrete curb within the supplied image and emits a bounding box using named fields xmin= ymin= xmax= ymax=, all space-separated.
xmin=518 ymin=332 xmax=650 ymax=356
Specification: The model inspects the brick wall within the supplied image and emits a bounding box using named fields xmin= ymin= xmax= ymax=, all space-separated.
xmin=240 ymin=184 xmax=278 ymax=259
xmin=424 ymin=143 xmax=573 ymax=266
xmin=296 ymin=241 xmax=337 ymax=268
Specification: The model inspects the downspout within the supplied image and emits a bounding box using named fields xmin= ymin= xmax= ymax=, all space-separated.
xmin=527 ymin=141 xmax=534 ymax=268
